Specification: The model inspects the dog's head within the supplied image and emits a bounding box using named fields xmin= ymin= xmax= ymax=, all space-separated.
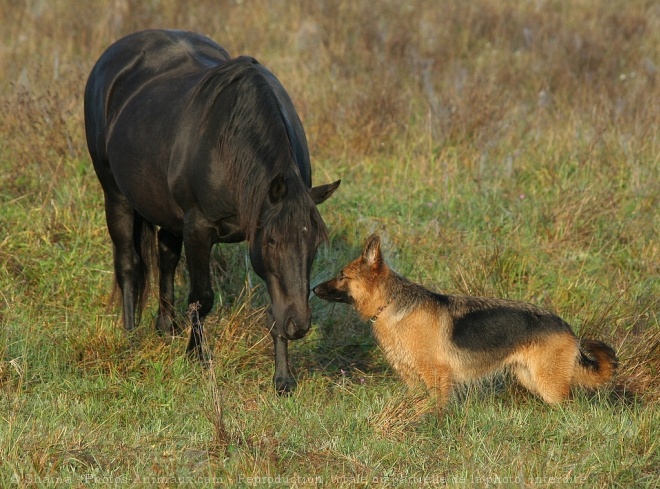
xmin=313 ymin=234 xmax=385 ymax=309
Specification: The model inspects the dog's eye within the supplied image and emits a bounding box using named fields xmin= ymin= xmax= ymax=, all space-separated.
xmin=339 ymin=271 xmax=348 ymax=280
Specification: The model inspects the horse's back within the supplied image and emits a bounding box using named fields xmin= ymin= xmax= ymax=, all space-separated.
xmin=85 ymin=29 xmax=229 ymax=120
xmin=89 ymin=29 xmax=229 ymax=83
xmin=85 ymin=29 xmax=313 ymax=234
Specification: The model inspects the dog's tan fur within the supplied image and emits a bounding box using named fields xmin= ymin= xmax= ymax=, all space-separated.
xmin=313 ymin=234 xmax=618 ymax=408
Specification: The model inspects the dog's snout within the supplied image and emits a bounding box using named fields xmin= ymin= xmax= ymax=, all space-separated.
xmin=313 ymin=283 xmax=330 ymax=299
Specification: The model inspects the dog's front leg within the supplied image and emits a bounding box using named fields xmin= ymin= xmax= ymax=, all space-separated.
xmin=419 ymin=363 xmax=453 ymax=411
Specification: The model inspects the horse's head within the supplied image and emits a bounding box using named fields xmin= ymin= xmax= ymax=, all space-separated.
xmin=250 ymin=175 xmax=340 ymax=340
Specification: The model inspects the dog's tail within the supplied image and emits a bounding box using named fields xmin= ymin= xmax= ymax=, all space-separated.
xmin=573 ymin=339 xmax=618 ymax=388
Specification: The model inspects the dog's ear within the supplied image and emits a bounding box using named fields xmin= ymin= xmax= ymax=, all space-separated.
xmin=362 ymin=234 xmax=382 ymax=270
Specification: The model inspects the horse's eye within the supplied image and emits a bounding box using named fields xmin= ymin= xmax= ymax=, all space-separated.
xmin=339 ymin=271 xmax=347 ymax=280
xmin=267 ymin=237 xmax=277 ymax=247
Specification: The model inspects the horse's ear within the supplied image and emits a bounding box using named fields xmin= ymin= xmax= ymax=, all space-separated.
xmin=269 ymin=174 xmax=288 ymax=203
xmin=309 ymin=179 xmax=341 ymax=205
xmin=362 ymin=234 xmax=382 ymax=270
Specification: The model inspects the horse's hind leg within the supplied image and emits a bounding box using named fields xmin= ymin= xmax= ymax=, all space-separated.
xmin=156 ymin=228 xmax=183 ymax=335
xmin=103 ymin=194 xmax=145 ymax=332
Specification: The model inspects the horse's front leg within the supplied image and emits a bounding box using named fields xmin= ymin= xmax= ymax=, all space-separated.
xmin=268 ymin=308 xmax=296 ymax=394
xmin=183 ymin=221 xmax=214 ymax=364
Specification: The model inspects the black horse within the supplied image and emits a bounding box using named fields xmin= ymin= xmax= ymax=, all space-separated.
xmin=84 ymin=30 xmax=340 ymax=393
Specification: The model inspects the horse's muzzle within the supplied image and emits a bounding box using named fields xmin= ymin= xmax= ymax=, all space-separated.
xmin=268 ymin=306 xmax=312 ymax=340
xmin=283 ymin=310 xmax=312 ymax=340
xmin=283 ymin=318 xmax=307 ymax=340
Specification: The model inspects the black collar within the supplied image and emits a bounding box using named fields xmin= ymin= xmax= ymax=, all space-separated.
xmin=370 ymin=295 xmax=396 ymax=323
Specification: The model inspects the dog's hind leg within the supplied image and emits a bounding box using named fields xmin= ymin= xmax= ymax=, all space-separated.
xmin=524 ymin=334 xmax=578 ymax=404
xmin=512 ymin=364 xmax=540 ymax=397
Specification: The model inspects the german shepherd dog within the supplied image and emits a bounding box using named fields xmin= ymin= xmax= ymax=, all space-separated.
xmin=313 ymin=235 xmax=617 ymax=408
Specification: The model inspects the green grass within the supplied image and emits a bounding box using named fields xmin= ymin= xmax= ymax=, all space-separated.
xmin=1 ymin=141 xmax=657 ymax=487
xmin=1 ymin=0 xmax=659 ymax=487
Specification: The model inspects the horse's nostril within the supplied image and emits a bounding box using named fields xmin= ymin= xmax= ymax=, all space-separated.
xmin=285 ymin=317 xmax=297 ymax=337
xmin=284 ymin=315 xmax=311 ymax=340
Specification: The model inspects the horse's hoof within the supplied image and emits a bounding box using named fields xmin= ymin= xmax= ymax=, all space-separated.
xmin=274 ymin=376 xmax=296 ymax=396
xmin=155 ymin=315 xmax=183 ymax=336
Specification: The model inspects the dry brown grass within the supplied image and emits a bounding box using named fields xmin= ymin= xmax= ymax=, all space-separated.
xmin=3 ymin=1 xmax=657 ymax=161
xmin=371 ymin=392 xmax=436 ymax=441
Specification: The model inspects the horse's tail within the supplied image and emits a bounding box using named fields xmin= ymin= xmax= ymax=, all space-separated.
xmin=573 ymin=339 xmax=618 ymax=388
xmin=135 ymin=214 xmax=157 ymax=324
xmin=109 ymin=212 xmax=157 ymax=326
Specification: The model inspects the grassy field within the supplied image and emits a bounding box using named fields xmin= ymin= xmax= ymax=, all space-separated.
xmin=1 ymin=0 xmax=658 ymax=487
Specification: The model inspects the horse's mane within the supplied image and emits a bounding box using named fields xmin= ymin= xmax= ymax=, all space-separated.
xmin=193 ymin=56 xmax=327 ymax=244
